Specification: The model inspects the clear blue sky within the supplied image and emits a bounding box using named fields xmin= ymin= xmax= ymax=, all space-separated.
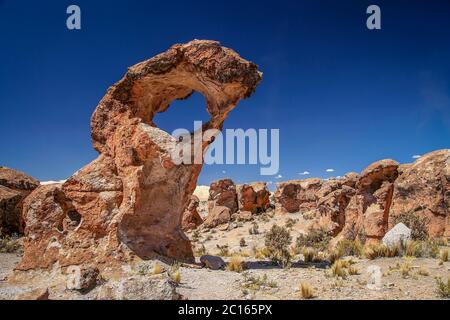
xmin=1 ymin=0 xmax=449 ymax=186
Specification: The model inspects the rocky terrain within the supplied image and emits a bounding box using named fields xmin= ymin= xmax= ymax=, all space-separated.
xmin=0 ymin=40 xmax=448 ymax=300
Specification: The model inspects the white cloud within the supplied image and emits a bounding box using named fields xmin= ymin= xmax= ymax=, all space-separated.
xmin=267 ymin=181 xmax=273 ymax=185
xmin=298 ymin=171 xmax=310 ymax=176
xmin=275 ymin=174 xmax=283 ymax=179
xmin=222 ymin=170 xmax=227 ymax=174
xmin=326 ymin=168 xmax=335 ymax=173
xmin=412 ymin=155 xmax=421 ymax=159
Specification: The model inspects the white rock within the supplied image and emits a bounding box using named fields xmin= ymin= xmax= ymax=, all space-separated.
xmin=382 ymin=223 xmax=411 ymax=247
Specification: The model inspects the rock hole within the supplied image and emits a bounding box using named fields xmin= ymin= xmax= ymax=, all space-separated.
xmin=152 ymin=91 xmax=210 ymax=135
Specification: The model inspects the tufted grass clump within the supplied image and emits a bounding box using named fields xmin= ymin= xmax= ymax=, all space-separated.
xmin=264 ymin=225 xmax=292 ymax=268
xmin=364 ymin=243 xmax=400 ymax=260
xmin=299 ymin=283 xmax=315 ymax=299
xmin=440 ymin=249 xmax=449 ymax=262
xmin=435 ymin=277 xmax=450 ymax=298
xmin=152 ymin=262 xmax=163 ymax=275
xmin=331 ymin=259 xmax=348 ymax=278
xmin=336 ymin=239 xmax=364 ymax=257
xmin=227 ymin=255 xmax=245 ymax=273
xmin=241 ymin=272 xmax=277 ymax=292
xmin=348 ymin=266 xmax=360 ymax=275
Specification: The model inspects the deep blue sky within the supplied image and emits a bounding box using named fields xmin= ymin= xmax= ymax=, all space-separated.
xmin=1 ymin=0 xmax=449 ymax=186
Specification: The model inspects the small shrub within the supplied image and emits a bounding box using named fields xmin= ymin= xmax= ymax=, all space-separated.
xmin=240 ymin=238 xmax=246 ymax=247
xmin=194 ymin=244 xmax=207 ymax=256
xmin=296 ymin=226 xmax=331 ymax=251
xmin=399 ymin=260 xmax=412 ymax=278
xmin=285 ymin=218 xmax=297 ymax=229
xmin=0 ymin=235 xmax=22 ymax=253
xmin=227 ymin=255 xmax=245 ymax=273
xmin=216 ymin=244 xmax=230 ymax=257
xmin=435 ymin=277 xmax=450 ymax=298
xmin=264 ymin=225 xmax=292 ymax=268
xmin=440 ymin=249 xmax=449 ymax=262
xmin=300 ymin=283 xmax=315 ymax=299
xmin=248 ymin=223 xmax=259 ymax=235
xmin=392 ymin=211 xmax=429 ymax=241
xmin=241 ymin=273 xmax=276 ymax=291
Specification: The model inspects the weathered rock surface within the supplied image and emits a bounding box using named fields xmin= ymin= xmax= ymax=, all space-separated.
xmin=382 ymin=223 xmax=411 ymax=247
xmin=0 ymin=167 xmax=39 ymax=235
xmin=334 ymin=159 xmax=399 ymax=244
xmin=236 ymin=182 xmax=270 ymax=214
xmin=181 ymin=195 xmax=203 ymax=231
xmin=208 ymin=179 xmax=238 ymax=214
xmin=389 ymin=150 xmax=450 ymax=238
xmin=203 ymin=206 xmax=232 ymax=228
xmin=18 ymin=40 xmax=262 ymax=271
xmin=274 ymin=178 xmax=323 ymax=213
xmin=200 ymin=255 xmax=226 ymax=270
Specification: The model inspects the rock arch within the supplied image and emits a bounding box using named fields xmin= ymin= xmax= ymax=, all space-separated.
xmin=18 ymin=40 xmax=262 ymax=270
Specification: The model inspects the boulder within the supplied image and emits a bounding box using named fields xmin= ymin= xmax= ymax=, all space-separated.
xmin=181 ymin=195 xmax=203 ymax=231
xmin=274 ymin=178 xmax=322 ymax=213
xmin=0 ymin=166 xmax=39 ymax=235
xmin=18 ymin=40 xmax=262 ymax=271
xmin=389 ymin=150 xmax=450 ymax=238
xmin=236 ymin=182 xmax=270 ymax=214
xmin=203 ymin=206 xmax=232 ymax=228
xmin=382 ymin=223 xmax=411 ymax=247
xmin=208 ymin=179 xmax=238 ymax=214
xmin=97 ymin=276 xmax=180 ymax=300
xmin=66 ymin=266 xmax=99 ymax=292
xmin=200 ymin=255 xmax=226 ymax=270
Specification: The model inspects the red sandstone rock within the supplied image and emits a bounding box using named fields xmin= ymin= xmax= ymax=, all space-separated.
xmin=390 ymin=150 xmax=450 ymax=238
xmin=203 ymin=206 xmax=232 ymax=228
xmin=208 ymin=179 xmax=238 ymax=214
xmin=333 ymin=159 xmax=399 ymax=244
xmin=0 ymin=166 xmax=39 ymax=235
xmin=274 ymin=178 xmax=322 ymax=213
xmin=236 ymin=182 xmax=270 ymax=214
xmin=182 ymin=195 xmax=203 ymax=231
xmin=18 ymin=40 xmax=262 ymax=270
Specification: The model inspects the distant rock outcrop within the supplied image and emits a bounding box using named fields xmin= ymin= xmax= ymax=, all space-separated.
xmin=274 ymin=150 xmax=450 ymax=244
xmin=181 ymin=195 xmax=203 ymax=231
xmin=236 ymin=182 xmax=270 ymax=214
xmin=18 ymin=40 xmax=262 ymax=271
xmin=0 ymin=166 xmax=39 ymax=235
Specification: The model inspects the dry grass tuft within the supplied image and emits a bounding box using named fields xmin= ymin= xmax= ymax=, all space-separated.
xmin=331 ymin=259 xmax=348 ymax=278
xmin=227 ymin=255 xmax=245 ymax=273
xmin=299 ymin=283 xmax=315 ymax=299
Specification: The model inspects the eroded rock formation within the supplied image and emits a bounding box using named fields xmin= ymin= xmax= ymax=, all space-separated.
xmin=274 ymin=150 xmax=449 ymax=244
xmin=207 ymin=179 xmax=238 ymax=214
xmin=0 ymin=167 xmax=39 ymax=235
xmin=390 ymin=150 xmax=450 ymax=238
xmin=181 ymin=195 xmax=203 ymax=231
xmin=236 ymin=182 xmax=270 ymax=214
xmin=18 ymin=40 xmax=262 ymax=270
